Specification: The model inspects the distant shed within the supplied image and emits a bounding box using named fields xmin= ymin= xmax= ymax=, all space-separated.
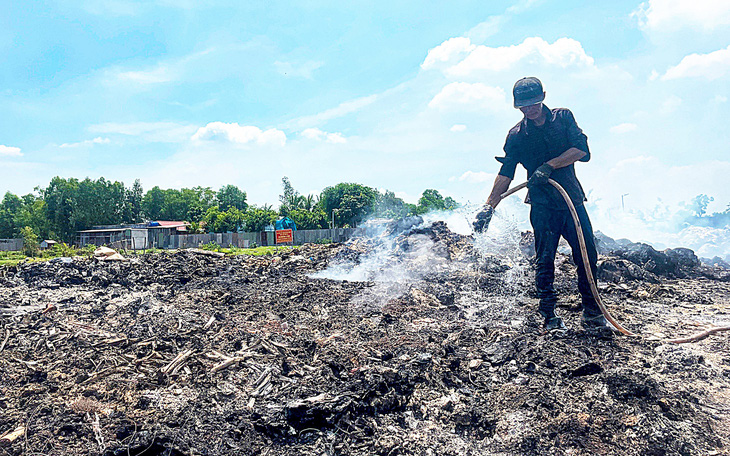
xmin=40 ymin=240 xmax=58 ymax=250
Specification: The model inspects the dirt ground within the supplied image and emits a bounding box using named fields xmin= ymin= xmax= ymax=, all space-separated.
xmin=1 ymin=221 xmax=729 ymax=456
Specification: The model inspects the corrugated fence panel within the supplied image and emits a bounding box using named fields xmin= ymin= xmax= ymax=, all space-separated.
xmin=165 ymin=228 xmax=360 ymax=250
xmin=0 ymin=239 xmax=23 ymax=251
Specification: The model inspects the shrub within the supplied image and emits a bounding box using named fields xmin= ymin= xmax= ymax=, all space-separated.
xmin=201 ymin=241 xmax=222 ymax=252
xmin=21 ymin=226 xmax=39 ymax=257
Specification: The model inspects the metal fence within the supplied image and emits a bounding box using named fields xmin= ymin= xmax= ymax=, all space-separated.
xmin=0 ymin=239 xmax=23 ymax=252
xmin=166 ymin=228 xmax=357 ymax=249
xmin=167 ymin=232 xmax=253 ymax=249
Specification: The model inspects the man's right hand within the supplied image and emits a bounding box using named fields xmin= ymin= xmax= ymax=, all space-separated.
xmin=473 ymin=204 xmax=494 ymax=233
xmin=527 ymin=163 xmax=554 ymax=189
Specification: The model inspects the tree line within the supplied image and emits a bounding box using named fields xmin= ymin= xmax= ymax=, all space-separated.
xmin=0 ymin=176 xmax=458 ymax=243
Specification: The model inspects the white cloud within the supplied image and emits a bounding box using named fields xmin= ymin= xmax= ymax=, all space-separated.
xmin=661 ymin=45 xmax=730 ymax=81
xmin=506 ymin=0 xmax=543 ymax=14
xmin=714 ymin=95 xmax=728 ymax=103
xmin=438 ymin=37 xmax=594 ymax=77
xmin=429 ymin=82 xmax=508 ymax=112
xmin=661 ymin=95 xmax=682 ymax=113
xmin=450 ymin=124 xmax=467 ymax=132
xmin=422 ymin=37 xmax=476 ymax=70
xmin=394 ymin=191 xmax=418 ymax=204
xmin=464 ymin=1 xmax=543 ymax=43
xmin=274 ymin=60 xmax=324 ymax=79
xmin=633 ymin=0 xmax=730 ymax=31
xmin=464 ymin=17 xmax=504 ymax=43
xmin=108 ymin=47 xmax=217 ymax=87
xmin=300 ymin=128 xmax=347 ymax=144
xmin=288 ymin=94 xmax=378 ymax=129
xmin=59 ymin=137 xmax=111 ymax=148
xmin=191 ymin=122 xmax=286 ymax=147
xmin=0 ymin=145 xmax=22 ymax=157
xmin=454 ymin=170 xmax=494 ymax=184
xmin=89 ymin=122 xmax=197 ymax=143
xmin=116 ymin=65 xmax=173 ymax=84
xmin=609 ymin=123 xmax=638 ymax=134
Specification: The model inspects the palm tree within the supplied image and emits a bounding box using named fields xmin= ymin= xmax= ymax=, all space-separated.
xmin=302 ymin=194 xmax=316 ymax=212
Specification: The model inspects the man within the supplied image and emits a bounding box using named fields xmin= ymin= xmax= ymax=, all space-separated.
xmin=474 ymin=77 xmax=609 ymax=331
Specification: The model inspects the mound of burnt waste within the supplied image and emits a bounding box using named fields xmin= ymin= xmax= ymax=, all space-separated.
xmin=1 ymin=222 xmax=729 ymax=456
xmin=594 ymin=232 xmax=730 ymax=283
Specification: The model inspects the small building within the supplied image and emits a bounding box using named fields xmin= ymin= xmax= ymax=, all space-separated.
xmin=76 ymin=221 xmax=190 ymax=249
xmin=40 ymin=240 xmax=58 ymax=250
xmin=147 ymin=221 xmax=190 ymax=248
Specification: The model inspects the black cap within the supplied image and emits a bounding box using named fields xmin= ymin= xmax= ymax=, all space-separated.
xmin=513 ymin=77 xmax=545 ymax=108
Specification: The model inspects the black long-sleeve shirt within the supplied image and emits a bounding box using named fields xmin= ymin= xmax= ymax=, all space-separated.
xmin=496 ymin=105 xmax=590 ymax=210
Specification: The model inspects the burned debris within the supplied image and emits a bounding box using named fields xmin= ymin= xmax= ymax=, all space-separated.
xmin=0 ymin=221 xmax=729 ymax=456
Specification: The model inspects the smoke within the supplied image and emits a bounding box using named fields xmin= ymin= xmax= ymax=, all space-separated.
xmin=309 ymin=223 xmax=455 ymax=311
xmin=310 ymin=205 xmax=535 ymax=320
xmin=587 ymin=197 xmax=730 ymax=261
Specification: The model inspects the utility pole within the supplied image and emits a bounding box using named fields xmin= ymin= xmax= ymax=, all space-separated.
xmin=621 ymin=193 xmax=629 ymax=211
xmin=330 ymin=209 xmax=338 ymax=242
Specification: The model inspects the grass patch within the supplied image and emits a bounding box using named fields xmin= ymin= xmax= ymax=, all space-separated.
xmin=0 ymin=243 xmax=296 ymax=267
xmin=0 ymin=251 xmax=27 ymax=266
xmin=198 ymin=242 xmax=293 ymax=256
xmin=0 ymin=243 xmax=97 ymax=267
xmin=232 ymin=246 xmax=294 ymax=256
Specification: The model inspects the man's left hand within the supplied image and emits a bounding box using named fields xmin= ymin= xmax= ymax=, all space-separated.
xmin=528 ymin=163 xmax=554 ymax=188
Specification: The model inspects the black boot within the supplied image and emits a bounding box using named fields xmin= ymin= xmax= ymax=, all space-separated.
xmin=581 ymin=313 xmax=616 ymax=337
xmin=539 ymin=309 xmax=566 ymax=331
xmin=581 ymin=314 xmax=609 ymax=329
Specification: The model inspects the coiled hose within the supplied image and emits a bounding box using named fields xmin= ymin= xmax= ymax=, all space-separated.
xmin=499 ymin=180 xmax=730 ymax=344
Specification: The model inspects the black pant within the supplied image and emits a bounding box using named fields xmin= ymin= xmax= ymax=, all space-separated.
xmin=530 ymin=204 xmax=600 ymax=318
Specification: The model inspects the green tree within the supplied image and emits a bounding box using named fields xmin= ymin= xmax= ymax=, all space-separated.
xmin=42 ymin=177 xmax=80 ymax=241
xmin=243 ymin=206 xmax=278 ymax=232
xmin=70 ymin=177 xmax=127 ymax=230
xmin=374 ymin=190 xmax=415 ymax=219
xmin=444 ymin=196 xmax=458 ymax=210
xmin=217 ymin=185 xmax=248 ymax=212
xmin=124 ymin=179 xmax=144 ymax=223
xmin=301 ymin=194 xmax=317 ymax=212
xmin=289 ymin=208 xmax=328 ymax=230
xmin=142 ymin=186 xmax=166 ymax=220
xmin=279 ymin=176 xmax=304 ymax=216
xmin=0 ymin=192 xmax=23 ymax=238
xmin=202 ymin=206 xmax=245 ymax=233
xmin=41 ymin=176 xmax=142 ymax=241
xmin=202 ymin=206 xmax=221 ymax=232
xmin=20 ymin=226 xmax=39 ymax=257
xmin=15 ymin=195 xmax=49 ymax=240
xmin=415 ymin=189 xmax=459 ymax=214
xmin=320 ymin=183 xmax=377 ymax=227
xmin=142 ymin=186 xmax=215 ymax=222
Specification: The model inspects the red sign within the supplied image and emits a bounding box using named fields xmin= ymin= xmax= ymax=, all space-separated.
xmin=275 ymin=229 xmax=293 ymax=244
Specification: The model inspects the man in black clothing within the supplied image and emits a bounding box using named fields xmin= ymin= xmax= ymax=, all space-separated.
xmin=474 ymin=77 xmax=609 ymax=331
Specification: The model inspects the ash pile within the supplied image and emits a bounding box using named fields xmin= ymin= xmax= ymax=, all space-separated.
xmin=0 ymin=220 xmax=729 ymax=456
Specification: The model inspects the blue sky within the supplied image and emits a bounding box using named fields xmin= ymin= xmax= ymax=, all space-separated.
xmin=1 ymin=0 xmax=729 ymax=232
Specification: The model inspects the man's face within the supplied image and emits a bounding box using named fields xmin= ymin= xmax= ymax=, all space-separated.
xmin=519 ymin=102 xmax=543 ymax=120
